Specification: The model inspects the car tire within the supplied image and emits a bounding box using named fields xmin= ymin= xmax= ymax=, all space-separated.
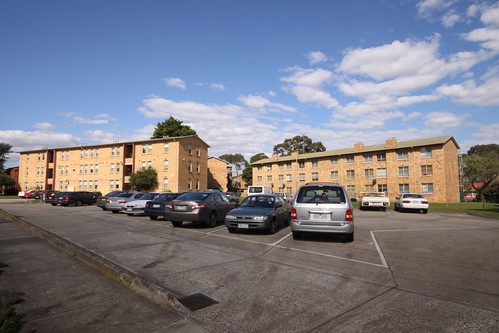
xmin=345 ymin=232 xmax=354 ymax=242
xmin=51 ymin=203 xmax=57 ymax=206
xmin=227 ymin=228 xmax=236 ymax=233
xmin=172 ymin=221 xmax=183 ymax=227
xmin=207 ymin=212 xmax=217 ymax=228
xmin=127 ymin=213 xmax=134 ymax=216
xmin=149 ymin=216 xmax=158 ymax=220
xmin=75 ymin=200 xmax=82 ymax=206
xmin=111 ymin=210 xmax=119 ymax=214
xmin=268 ymin=218 xmax=277 ymax=234
xmin=292 ymin=231 xmax=301 ymax=239
xmin=423 ymin=209 xmax=428 ymax=214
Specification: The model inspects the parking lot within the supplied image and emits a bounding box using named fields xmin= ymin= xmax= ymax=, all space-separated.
xmin=1 ymin=202 xmax=499 ymax=332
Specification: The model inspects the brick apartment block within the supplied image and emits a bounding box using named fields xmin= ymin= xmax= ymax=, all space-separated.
xmin=251 ymin=136 xmax=460 ymax=203
xmin=18 ymin=135 xmax=210 ymax=194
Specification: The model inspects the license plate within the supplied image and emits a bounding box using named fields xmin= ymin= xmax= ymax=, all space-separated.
xmin=127 ymin=208 xmax=133 ymax=211
xmin=311 ymin=212 xmax=329 ymax=220
xmin=153 ymin=204 xmax=160 ymax=208
xmin=238 ymin=224 xmax=249 ymax=229
xmin=412 ymin=200 xmax=420 ymax=204
xmin=175 ymin=205 xmax=187 ymax=211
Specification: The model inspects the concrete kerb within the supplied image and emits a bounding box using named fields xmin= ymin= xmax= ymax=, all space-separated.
xmin=0 ymin=209 xmax=189 ymax=315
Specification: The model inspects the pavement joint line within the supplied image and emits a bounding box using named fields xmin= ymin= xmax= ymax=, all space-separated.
xmin=370 ymin=230 xmax=389 ymax=268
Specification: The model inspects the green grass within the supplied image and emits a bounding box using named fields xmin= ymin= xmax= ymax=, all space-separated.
xmin=353 ymin=201 xmax=499 ymax=219
xmin=0 ymin=196 xmax=21 ymax=199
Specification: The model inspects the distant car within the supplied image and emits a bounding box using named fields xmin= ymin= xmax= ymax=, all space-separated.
xmin=105 ymin=192 xmax=144 ymax=213
xmin=17 ymin=190 xmax=25 ymax=198
xmin=144 ymin=192 xmax=183 ymax=220
xmin=164 ymin=191 xmax=238 ymax=228
xmin=34 ymin=190 xmax=54 ymax=200
xmin=96 ymin=190 xmax=124 ymax=210
xmin=55 ymin=191 xmax=97 ymax=206
xmin=122 ymin=192 xmax=161 ymax=216
xmin=225 ymin=194 xmax=291 ymax=234
xmin=45 ymin=191 xmax=66 ymax=205
xmin=394 ymin=193 xmax=429 ymax=214
xmin=19 ymin=189 xmax=36 ymax=198
xmin=291 ymin=182 xmax=354 ymax=242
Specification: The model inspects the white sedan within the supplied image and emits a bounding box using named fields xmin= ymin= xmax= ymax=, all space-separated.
xmin=122 ymin=192 xmax=161 ymax=216
xmin=394 ymin=193 xmax=429 ymax=214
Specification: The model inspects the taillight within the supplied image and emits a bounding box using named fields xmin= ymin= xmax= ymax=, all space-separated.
xmin=191 ymin=203 xmax=205 ymax=209
xmin=165 ymin=204 xmax=173 ymax=209
xmin=118 ymin=200 xmax=126 ymax=204
xmin=291 ymin=208 xmax=297 ymax=219
xmin=402 ymin=200 xmax=411 ymax=203
xmin=421 ymin=200 xmax=428 ymax=204
xmin=345 ymin=209 xmax=353 ymax=222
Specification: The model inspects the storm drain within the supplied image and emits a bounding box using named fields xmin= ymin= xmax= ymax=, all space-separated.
xmin=177 ymin=293 xmax=219 ymax=311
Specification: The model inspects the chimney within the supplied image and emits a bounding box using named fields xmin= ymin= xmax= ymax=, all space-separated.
xmin=385 ymin=137 xmax=397 ymax=148
xmin=353 ymin=142 xmax=364 ymax=152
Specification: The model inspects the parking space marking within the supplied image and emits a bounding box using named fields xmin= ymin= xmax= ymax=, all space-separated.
xmin=370 ymin=231 xmax=388 ymax=268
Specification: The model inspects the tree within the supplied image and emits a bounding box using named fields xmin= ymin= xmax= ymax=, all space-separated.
xmin=0 ymin=143 xmax=12 ymax=171
xmin=242 ymin=153 xmax=269 ymax=184
xmin=273 ymin=135 xmax=326 ymax=156
xmin=151 ymin=116 xmax=196 ymax=139
xmin=0 ymin=174 xmax=15 ymax=194
xmin=462 ymin=144 xmax=499 ymax=207
xmin=219 ymin=153 xmax=248 ymax=164
xmin=129 ymin=168 xmax=159 ymax=192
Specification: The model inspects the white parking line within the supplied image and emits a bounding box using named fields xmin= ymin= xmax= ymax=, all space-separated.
xmin=370 ymin=231 xmax=389 ymax=268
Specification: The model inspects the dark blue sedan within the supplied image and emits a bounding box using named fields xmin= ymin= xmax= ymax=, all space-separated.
xmin=224 ymin=194 xmax=291 ymax=234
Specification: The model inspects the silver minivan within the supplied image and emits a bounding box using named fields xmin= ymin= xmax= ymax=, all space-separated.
xmin=291 ymin=183 xmax=354 ymax=241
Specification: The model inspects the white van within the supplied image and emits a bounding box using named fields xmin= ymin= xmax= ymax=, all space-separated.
xmin=247 ymin=186 xmax=273 ymax=196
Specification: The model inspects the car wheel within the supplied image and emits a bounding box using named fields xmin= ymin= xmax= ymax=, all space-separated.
xmin=149 ymin=216 xmax=158 ymax=220
xmin=292 ymin=231 xmax=301 ymax=239
xmin=111 ymin=210 xmax=119 ymax=214
xmin=423 ymin=209 xmax=428 ymax=214
xmin=75 ymin=200 xmax=82 ymax=206
xmin=399 ymin=206 xmax=404 ymax=213
xmin=207 ymin=212 xmax=217 ymax=228
xmin=127 ymin=213 xmax=134 ymax=216
xmin=51 ymin=203 xmax=57 ymax=206
xmin=345 ymin=232 xmax=354 ymax=242
xmin=268 ymin=218 xmax=277 ymax=234
xmin=172 ymin=221 xmax=183 ymax=227
xmin=227 ymin=228 xmax=236 ymax=233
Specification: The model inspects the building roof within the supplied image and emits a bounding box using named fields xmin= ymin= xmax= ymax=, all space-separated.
xmin=252 ymin=135 xmax=459 ymax=165
xmin=19 ymin=135 xmax=210 ymax=153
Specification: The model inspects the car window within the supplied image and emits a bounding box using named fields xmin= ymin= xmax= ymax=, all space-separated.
xmin=297 ymin=186 xmax=345 ymax=204
xmin=178 ymin=192 xmax=209 ymax=201
xmin=241 ymin=196 xmax=275 ymax=208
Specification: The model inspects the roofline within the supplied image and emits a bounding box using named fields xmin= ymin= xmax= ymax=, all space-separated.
xmin=18 ymin=135 xmax=210 ymax=153
xmin=252 ymin=135 xmax=459 ymax=165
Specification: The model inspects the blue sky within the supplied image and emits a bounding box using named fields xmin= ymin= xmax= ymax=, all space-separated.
xmin=1 ymin=0 xmax=498 ymax=168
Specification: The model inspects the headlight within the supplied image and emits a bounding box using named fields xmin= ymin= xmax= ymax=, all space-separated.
xmin=225 ymin=214 xmax=236 ymax=220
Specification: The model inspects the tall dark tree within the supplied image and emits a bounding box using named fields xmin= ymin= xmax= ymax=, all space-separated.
xmin=151 ymin=116 xmax=196 ymax=139
xmin=273 ymin=135 xmax=326 ymax=156
xmin=0 ymin=143 xmax=12 ymax=171
xmin=129 ymin=168 xmax=159 ymax=191
xmin=219 ymin=153 xmax=248 ymax=164
xmin=462 ymin=144 xmax=499 ymax=207
xmin=242 ymin=153 xmax=269 ymax=184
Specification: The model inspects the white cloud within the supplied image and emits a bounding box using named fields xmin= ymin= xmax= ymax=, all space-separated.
xmin=307 ymin=51 xmax=328 ymax=65
xmin=33 ymin=122 xmax=55 ymax=131
xmin=436 ymin=75 xmax=499 ymax=106
xmin=441 ymin=9 xmax=460 ymax=28
xmin=238 ymin=95 xmax=296 ymax=113
xmin=210 ymin=83 xmax=225 ymax=91
xmin=462 ymin=2 xmax=499 ymax=51
xmin=163 ymin=77 xmax=186 ymax=90
xmin=459 ymin=123 xmax=499 ymax=153
xmin=424 ymin=111 xmax=464 ymax=130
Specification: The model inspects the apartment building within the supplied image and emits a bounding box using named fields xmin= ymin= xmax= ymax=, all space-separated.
xmin=18 ymin=135 xmax=210 ymax=193
xmin=252 ymin=136 xmax=460 ymax=203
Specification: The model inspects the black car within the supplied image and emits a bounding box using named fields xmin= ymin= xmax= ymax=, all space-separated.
xmin=225 ymin=194 xmax=291 ymax=234
xmin=96 ymin=190 xmax=124 ymax=210
xmin=55 ymin=191 xmax=97 ymax=206
xmin=164 ymin=191 xmax=238 ymax=228
xmin=144 ymin=192 xmax=183 ymax=220
xmin=45 ymin=191 xmax=66 ymax=205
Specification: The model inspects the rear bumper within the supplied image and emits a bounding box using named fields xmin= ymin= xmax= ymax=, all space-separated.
xmin=291 ymin=220 xmax=353 ymax=234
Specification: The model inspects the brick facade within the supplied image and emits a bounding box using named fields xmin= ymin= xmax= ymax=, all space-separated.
xmin=18 ymin=135 xmax=210 ymax=193
xmin=252 ymin=136 xmax=460 ymax=203
xmin=207 ymin=157 xmax=229 ymax=191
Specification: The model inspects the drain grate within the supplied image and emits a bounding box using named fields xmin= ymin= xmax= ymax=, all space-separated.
xmin=177 ymin=293 xmax=219 ymax=311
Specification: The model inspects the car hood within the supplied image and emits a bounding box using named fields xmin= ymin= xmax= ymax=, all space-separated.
xmin=228 ymin=207 xmax=273 ymax=216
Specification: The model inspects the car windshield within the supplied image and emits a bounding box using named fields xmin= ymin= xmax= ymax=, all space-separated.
xmin=296 ymin=186 xmax=345 ymax=204
xmin=404 ymin=194 xmax=424 ymax=199
xmin=139 ymin=192 xmax=159 ymax=200
xmin=177 ymin=192 xmax=210 ymax=201
xmin=117 ymin=192 xmax=137 ymax=198
xmin=155 ymin=193 xmax=177 ymax=201
xmin=241 ymin=196 xmax=275 ymax=208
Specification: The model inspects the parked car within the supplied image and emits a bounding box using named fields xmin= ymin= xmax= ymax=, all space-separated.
xmin=122 ymin=192 xmax=161 ymax=216
xmin=105 ymin=192 xmax=144 ymax=213
xmin=144 ymin=192 xmax=183 ymax=220
xmin=224 ymin=192 xmax=239 ymax=203
xmin=45 ymin=191 xmax=66 ymax=205
xmin=394 ymin=193 xmax=429 ymax=213
xmin=34 ymin=190 xmax=54 ymax=200
xmin=290 ymin=182 xmax=354 ymax=242
xmin=225 ymin=194 xmax=291 ymax=234
xmin=19 ymin=189 xmax=36 ymax=198
xmin=55 ymin=191 xmax=97 ymax=206
xmin=164 ymin=191 xmax=238 ymax=228
xmin=96 ymin=190 xmax=124 ymax=210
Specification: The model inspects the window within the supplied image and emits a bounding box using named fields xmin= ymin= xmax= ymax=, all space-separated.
xmin=278 ymin=163 xmax=283 ymax=170
xmin=377 ymin=184 xmax=387 ymax=193
xmin=147 ymin=161 xmax=152 ymax=169
xmin=110 ymin=164 xmax=115 ymax=173
xmin=95 ymin=149 xmax=99 ymax=157
xmin=346 ymin=170 xmax=355 ymax=179
xmin=377 ymin=168 xmax=387 ymax=178
xmin=299 ymin=173 xmax=305 ymax=181
xmin=398 ymin=149 xmax=408 ymax=160
xmin=299 ymin=161 xmax=305 ymax=168
xmin=364 ymin=169 xmax=374 ymax=178
xmin=364 ymin=185 xmax=375 ymax=192
xmin=399 ymin=183 xmax=410 ymax=193
xmin=267 ymin=175 xmax=272 ymax=183
xmin=111 ymin=147 xmax=116 ymax=156
xmin=267 ymin=165 xmax=272 ymax=171
xmin=330 ymin=157 xmax=338 ymax=165
xmin=346 ymin=185 xmax=356 ymax=196
xmin=398 ymin=166 xmax=409 ymax=177
xmin=196 ymin=179 xmax=200 ymax=190
xmin=311 ymin=160 xmax=318 ymax=167
xmin=257 ymin=166 xmax=262 ymax=171
xmin=256 ymin=176 xmax=262 ymax=183
xmin=80 ymin=150 xmax=84 ymax=158
xmin=286 ymin=174 xmax=292 ymax=182
xmin=116 ymin=147 xmax=120 ymax=156
xmin=196 ymin=162 xmax=200 ymax=173
xmin=286 ymin=162 xmax=292 ymax=169
xmin=331 ymin=170 xmax=338 ymax=180
xmin=188 ymin=144 xmax=192 ymax=155
xmin=196 ymin=146 xmax=200 ymax=156
xmin=188 ymin=161 xmax=193 ymax=172
xmin=346 ymin=155 xmax=354 ymax=164
xmin=421 ymin=165 xmax=433 ymax=176
xmin=141 ymin=161 xmax=146 ymax=170
xmin=142 ymin=145 xmax=146 ymax=154
xmin=115 ymin=180 xmax=120 ymax=189
xmin=116 ymin=163 xmax=120 ymax=172
xmin=364 ymin=153 xmax=373 ymax=162
xmin=147 ymin=144 xmax=152 ymax=154
xmin=163 ymin=178 xmax=169 ymax=189
xmin=109 ymin=180 xmax=114 ymax=189
xmin=164 ymin=143 xmax=169 ymax=153
xmin=376 ymin=152 xmax=386 ymax=161
xmin=278 ymin=174 xmax=284 ymax=182
xmin=95 ymin=165 xmax=99 ymax=174
xmin=421 ymin=147 xmax=432 ymax=158
xmin=311 ymin=172 xmax=319 ymax=181
xmin=188 ymin=179 xmax=192 ymax=190
xmin=90 ymin=165 xmax=94 ymax=173
xmin=422 ymin=183 xmax=433 ymax=193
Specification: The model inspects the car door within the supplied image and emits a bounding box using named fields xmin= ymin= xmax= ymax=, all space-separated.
xmin=213 ymin=193 xmax=231 ymax=221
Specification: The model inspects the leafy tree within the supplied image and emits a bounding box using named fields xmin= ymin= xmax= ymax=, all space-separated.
xmin=0 ymin=174 xmax=15 ymax=194
xmin=0 ymin=143 xmax=12 ymax=171
xmin=219 ymin=153 xmax=248 ymax=164
xmin=242 ymin=153 xmax=269 ymax=184
xmin=462 ymin=144 xmax=499 ymax=207
xmin=273 ymin=135 xmax=326 ymax=156
xmin=151 ymin=116 xmax=196 ymax=139
xmin=129 ymin=168 xmax=159 ymax=192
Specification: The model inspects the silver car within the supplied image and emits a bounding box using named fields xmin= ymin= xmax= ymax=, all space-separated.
xmin=122 ymin=192 xmax=161 ymax=216
xmin=291 ymin=183 xmax=354 ymax=242
xmin=105 ymin=192 xmax=144 ymax=213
